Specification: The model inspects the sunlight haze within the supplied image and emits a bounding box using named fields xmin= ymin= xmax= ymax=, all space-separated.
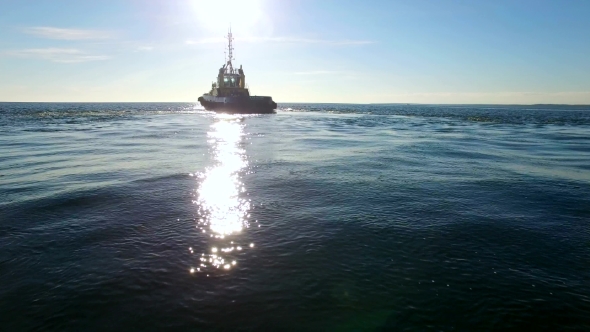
xmin=1 ymin=0 xmax=589 ymax=104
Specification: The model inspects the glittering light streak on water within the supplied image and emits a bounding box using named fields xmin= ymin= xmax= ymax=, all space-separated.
xmin=191 ymin=115 xmax=252 ymax=273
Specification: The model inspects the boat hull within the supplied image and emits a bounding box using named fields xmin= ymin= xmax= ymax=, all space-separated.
xmin=198 ymin=95 xmax=276 ymax=114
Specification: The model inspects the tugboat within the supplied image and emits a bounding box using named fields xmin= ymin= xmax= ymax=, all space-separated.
xmin=198 ymin=29 xmax=277 ymax=114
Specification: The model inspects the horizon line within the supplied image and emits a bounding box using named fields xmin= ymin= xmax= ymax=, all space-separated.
xmin=1 ymin=101 xmax=590 ymax=107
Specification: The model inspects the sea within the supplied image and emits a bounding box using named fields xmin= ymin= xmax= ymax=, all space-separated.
xmin=1 ymin=102 xmax=589 ymax=331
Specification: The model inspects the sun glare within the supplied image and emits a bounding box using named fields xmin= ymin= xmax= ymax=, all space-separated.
xmin=191 ymin=116 xmax=253 ymax=274
xmin=190 ymin=0 xmax=265 ymax=35
xmin=198 ymin=119 xmax=249 ymax=236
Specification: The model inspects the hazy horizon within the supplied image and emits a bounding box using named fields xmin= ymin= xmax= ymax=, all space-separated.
xmin=2 ymin=101 xmax=590 ymax=107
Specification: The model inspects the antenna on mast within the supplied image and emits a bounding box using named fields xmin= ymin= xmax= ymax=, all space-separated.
xmin=225 ymin=26 xmax=234 ymax=74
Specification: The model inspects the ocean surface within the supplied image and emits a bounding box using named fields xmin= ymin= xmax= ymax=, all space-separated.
xmin=1 ymin=102 xmax=589 ymax=331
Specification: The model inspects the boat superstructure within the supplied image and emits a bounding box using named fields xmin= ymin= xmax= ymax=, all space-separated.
xmin=198 ymin=29 xmax=277 ymax=114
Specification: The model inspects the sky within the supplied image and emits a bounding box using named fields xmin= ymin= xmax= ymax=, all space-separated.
xmin=0 ymin=0 xmax=589 ymax=104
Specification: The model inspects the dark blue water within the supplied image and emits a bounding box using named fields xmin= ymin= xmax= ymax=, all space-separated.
xmin=1 ymin=102 xmax=589 ymax=331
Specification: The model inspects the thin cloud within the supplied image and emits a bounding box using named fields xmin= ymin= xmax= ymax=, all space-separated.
xmin=185 ymin=36 xmax=374 ymax=46
xmin=8 ymin=48 xmax=111 ymax=63
xmin=185 ymin=37 xmax=225 ymax=45
xmin=22 ymin=27 xmax=113 ymax=40
xmin=260 ymin=37 xmax=374 ymax=45
xmin=292 ymin=70 xmax=344 ymax=75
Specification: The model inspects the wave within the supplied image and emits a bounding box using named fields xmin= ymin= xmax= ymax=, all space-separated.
xmin=277 ymin=103 xmax=590 ymax=126
xmin=0 ymin=102 xmax=204 ymax=127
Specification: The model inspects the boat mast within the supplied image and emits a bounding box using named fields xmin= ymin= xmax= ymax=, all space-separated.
xmin=225 ymin=28 xmax=234 ymax=74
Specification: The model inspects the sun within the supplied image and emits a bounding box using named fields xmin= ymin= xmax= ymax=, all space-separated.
xmin=190 ymin=0 xmax=264 ymax=35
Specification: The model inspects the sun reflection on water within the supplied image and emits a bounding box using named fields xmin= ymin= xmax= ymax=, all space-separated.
xmin=191 ymin=115 xmax=253 ymax=273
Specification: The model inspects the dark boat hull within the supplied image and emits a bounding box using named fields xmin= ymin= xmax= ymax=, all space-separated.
xmin=198 ymin=95 xmax=276 ymax=114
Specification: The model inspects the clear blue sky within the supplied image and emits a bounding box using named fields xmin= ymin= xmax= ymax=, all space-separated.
xmin=1 ymin=0 xmax=589 ymax=103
